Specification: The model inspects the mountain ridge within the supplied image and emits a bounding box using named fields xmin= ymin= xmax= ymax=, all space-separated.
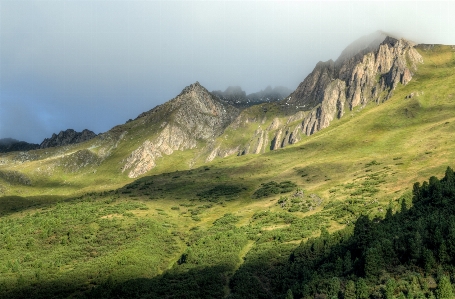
xmin=0 ymin=38 xmax=454 ymax=299
xmin=204 ymin=35 xmax=423 ymax=161
xmin=120 ymin=82 xmax=239 ymax=177
xmin=0 ymin=34 xmax=431 ymax=181
xmin=39 ymin=129 xmax=97 ymax=149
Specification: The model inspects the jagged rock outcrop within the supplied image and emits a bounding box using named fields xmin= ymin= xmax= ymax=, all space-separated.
xmin=0 ymin=138 xmax=39 ymax=153
xmin=40 ymin=129 xmax=97 ymax=149
xmin=211 ymin=33 xmax=424 ymax=156
xmin=206 ymin=145 xmax=240 ymax=163
xmin=206 ymin=108 xmax=307 ymax=162
xmin=281 ymin=33 xmax=422 ymax=141
xmin=123 ymin=82 xmax=239 ymax=178
xmin=302 ymin=79 xmax=347 ymax=135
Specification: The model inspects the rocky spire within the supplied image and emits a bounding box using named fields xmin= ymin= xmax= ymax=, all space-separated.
xmin=39 ymin=129 xmax=97 ymax=149
xmin=282 ymin=34 xmax=422 ymax=137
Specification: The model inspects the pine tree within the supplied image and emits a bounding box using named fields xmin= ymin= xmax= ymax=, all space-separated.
xmin=364 ymin=247 xmax=383 ymax=281
xmin=423 ymin=249 xmax=436 ymax=274
xmin=438 ymin=241 xmax=450 ymax=264
xmin=410 ymin=232 xmax=423 ymax=262
xmin=384 ymin=278 xmax=396 ymax=299
xmin=436 ymin=275 xmax=454 ymax=299
xmin=344 ymin=251 xmax=353 ymax=274
xmin=285 ymin=289 xmax=294 ymax=299
xmin=356 ymin=278 xmax=369 ymax=299
xmin=344 ymin=280 xmax=356 ymax=299
xmin=328 ymin=277 xmax=340 ymax=299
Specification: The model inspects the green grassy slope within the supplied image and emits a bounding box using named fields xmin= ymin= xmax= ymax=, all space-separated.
xmin=0 ymin=45 xmax=453 ymax=298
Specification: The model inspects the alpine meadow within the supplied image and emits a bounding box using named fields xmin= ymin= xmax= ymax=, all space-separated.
xmin=1 ymin=27 xmax=455 ymax=299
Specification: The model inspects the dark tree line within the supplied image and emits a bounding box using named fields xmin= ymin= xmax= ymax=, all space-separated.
xmin=231 ymin=167 xmax=455 ymax=298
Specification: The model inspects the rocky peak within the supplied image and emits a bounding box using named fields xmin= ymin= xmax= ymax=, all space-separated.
xmin=122 ymin=82 xmax=240 ymax=178
xmin=281 ymin=34 xmax=422 ymax=138
xmin=212 ymin=86 xmax=248 ymax=108
xmin=179 ymin=81 xmax=206 ymax=95
xmin=39 ymin=129 xmax=97 ymax=149
xmin=335 ymin=31 xmax=388 ymax=65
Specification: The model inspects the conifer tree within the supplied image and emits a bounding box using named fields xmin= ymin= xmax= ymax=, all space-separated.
xmin=384 ymin=278 xmax=396 ymax=299
xmin=344 ymin=280 xmax=355 ymax=299
xmin=356 ymin=278 xmax=368 ymax=299
xmin=285 ymin=289 xmax=294 ymax=299
xmin=328 ymin=277 xmax=340 ymax=299
xmin=436 ymin=275 xmax=454 ymax=299
xmin=344 ymin=251 xmax=353 ymax=274
xmin=364 ymin=247 xmax=383 ymax=281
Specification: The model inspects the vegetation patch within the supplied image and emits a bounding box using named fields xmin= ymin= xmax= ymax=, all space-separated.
xmin=196 ymin=184 xmax=245 ymax=202
xmin=0 ymin=170 xmax=32 ymax=186
xmin=253 ymin=181 xmax=297 ymax=198
xmin=277 ymin=190 xmax=323 ymax=213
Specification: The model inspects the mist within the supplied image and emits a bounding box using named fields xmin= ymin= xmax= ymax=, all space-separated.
xmin=1 ymin=1 xmax=454 ymax=143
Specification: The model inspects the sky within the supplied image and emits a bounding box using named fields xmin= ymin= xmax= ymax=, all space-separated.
xmin=1 ymin=1 xmax=454 ymax=143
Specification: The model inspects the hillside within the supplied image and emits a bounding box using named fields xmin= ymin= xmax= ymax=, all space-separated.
xmin=0 ymin=41 xmax=454 ymax=298
xmin=0 ymin=35 xmax=423 ymax=192
xmin=205 ymin=34 xmax=423 ymax=160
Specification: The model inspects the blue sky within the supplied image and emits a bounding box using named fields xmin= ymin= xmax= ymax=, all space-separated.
xmin=1 ymin=0 xmax=454 ymax=143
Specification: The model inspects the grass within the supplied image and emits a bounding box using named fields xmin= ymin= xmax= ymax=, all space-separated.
xmin=0 ymin=45 xmax=454 ymax=297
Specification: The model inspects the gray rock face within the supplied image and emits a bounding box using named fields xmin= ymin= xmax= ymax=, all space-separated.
xmin=39 ymin=129 xmax=97 ymax=149
xmin=280 ymin=35 xmax=422 ymax=141
xmin=123 ymin=82 xmax=239 ymax=178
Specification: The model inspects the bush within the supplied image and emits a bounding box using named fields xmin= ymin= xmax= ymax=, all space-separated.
xmin=253 ymin=181 xmax=297 ymax=199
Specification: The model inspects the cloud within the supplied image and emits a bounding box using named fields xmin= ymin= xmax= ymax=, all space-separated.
xmin=1 ymin=1 xmax=454 ymax=142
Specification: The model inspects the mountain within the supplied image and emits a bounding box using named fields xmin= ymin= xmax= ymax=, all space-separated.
xmin=0 ymin=35 xmax=455 ymax=299
xmin=283 ymin=34 xmax=422 ymax=134
xmin=0 ymin=129 xmax=97 ymax=153
xmin=121 ymin=82 xmax=239 ymax=177
xmin=205 ymin=34 xmax=423 ymax=160
xmin=0 ymin=138 xmax=39 ymax=153
xmin=39 ymin=129 xmax=97 ymax=149
xmin=0 ymin=34 xmax=430 ymax=183
xmin=247 ymin=85 xmax=292 ymax=102
xmin=212 ymin=85 xmax=292 ymax=109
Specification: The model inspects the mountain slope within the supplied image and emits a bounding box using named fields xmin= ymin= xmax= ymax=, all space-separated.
xmin=0 ymin=38 xmax=448 ymax=199
xmin=205 ymin=35 xmax=423 ymax=160
xmin=0 ymin=42 xmax=454 ymax=299
xmin=121 ymin=82 xmax=239 ymax=177
xmin=288 ymin=35 xmax=422 ymax=135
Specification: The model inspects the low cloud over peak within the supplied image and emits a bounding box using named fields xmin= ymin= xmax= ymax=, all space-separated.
xmin=1 ymin=1 xmax=454 ymax=143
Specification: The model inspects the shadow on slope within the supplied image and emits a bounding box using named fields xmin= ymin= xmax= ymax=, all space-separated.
xmin=0 ymin=195 xmax=66 ymax=216
xmin=2 ymin=264 xmax=232 ymax=299
xmin=230 ymin=167 xmax=455 ymax=298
